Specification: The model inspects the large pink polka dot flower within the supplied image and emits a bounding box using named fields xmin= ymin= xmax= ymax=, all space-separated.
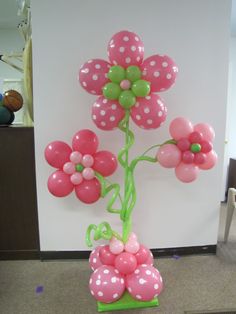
xmin=78 ymin=30 xmax=178 ymax=131
xmin=157 ymin=117 xmax=217 ymax=183
xmin=45 ymin=129 xmax=117 ymax=203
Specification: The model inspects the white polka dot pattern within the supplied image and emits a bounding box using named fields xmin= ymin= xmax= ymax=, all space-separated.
xmin=126 ymin=264 xmax=164 ymax=301
xmin=79 ymin=59 xmax=110 ymax=95
xmin=89 ymin=245 xmax=104 ymax=271
xmin=130 ymin=94 xmax=167 ymax=130
xmin=89 ymin=265 xmax=125 ymax=303
xmin=107 ymin=30 xmax=144 ymax=67
xmin=92 ymin=96 xmax=125 ymax=130
xmin=141 ymin=54 xmax=178 ymax=92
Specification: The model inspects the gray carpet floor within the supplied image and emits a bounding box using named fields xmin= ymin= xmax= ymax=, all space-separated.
xmin=0 ymin=204 xmax=236 ymax=314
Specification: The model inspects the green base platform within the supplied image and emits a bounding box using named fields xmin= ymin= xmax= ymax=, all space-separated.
xmin=97 ymin=291 xmax=159 ymax=312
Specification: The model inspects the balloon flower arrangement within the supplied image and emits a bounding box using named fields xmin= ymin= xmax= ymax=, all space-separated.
xmin=45 ymin=31 xmax=217 ymax=311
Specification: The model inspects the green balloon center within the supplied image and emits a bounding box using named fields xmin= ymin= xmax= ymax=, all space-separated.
xmin=190 ymin=143 xmax=201 ymax=153
xmin=102 ymin=65 xmax=151 ymax=109
xmin=76 ymin=163 xmax=84 ymax=172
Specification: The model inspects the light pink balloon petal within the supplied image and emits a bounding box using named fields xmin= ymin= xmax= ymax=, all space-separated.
xmin=70 ymin=151 xmax=82 ymax=164
xmin=199 ymin=150 xmax=217 ymax=170
xmin=89 ymin=265 xmax=125 ymax=303
xmin=93 ymin=150 xmax=118 ymax=177
xmin=70 ymin=172 xmax=83 ymax=185
xmin=157 ymin=144 xmax=181 ymax=168
xmin=89 ymin=245 xmax=104 ymax=271
xmin=72 ymin=129 xmax=99 ymax=155
xmin=131 ymin=94 xmax=167 ymax=130
xmin=47 ymin=170 xmax=74 ymax=197
xmin=82 ymin=167 xmax=95 ymax=180
xmin=78 ymin=59 xmax=110 ymax=95
xmin=92 ymin=96 xmax=125 ymax=130
xmin=175 ymin=162 xmax=199 ymax=183
xmin=74 ymin=178 xmax=101 ymax=204
xmin=126 ymin=264 xmax=163 ymax=301
xmin=141 ymin=55 xmax=178 ymax=92
xmin=109 ymin=237 xmax=124 ymax=255
xmin=169 ymin=117 xmax=193 ymax=140
xmin=107 ymin=30 xmax=144 ymax=67
xmin=45 ymin=141 xmax=72 ymax=169
xmin=194 ymin=123 xmax=215 ymax=142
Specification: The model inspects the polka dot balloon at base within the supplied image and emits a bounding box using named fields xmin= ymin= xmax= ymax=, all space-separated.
xmin=45 ymin=30 xmax=217 ymax=312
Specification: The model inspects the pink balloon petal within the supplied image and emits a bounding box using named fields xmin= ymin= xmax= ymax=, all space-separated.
xmin=194 ymin=123 xmax=215 ymax=142
xmin=141 ymin=55 xmax=178 ymax=92
xmin=45 ymin=141 xmax=72 ymax=169
xmin=169 ymin=117 xmax=193 ymax=140
xmin=93 ymin=150 xmax=118 ymax=177
xmin=72 ymin=129 xmax=99 ymax=155
xmin=78 ymin=59 xmax=110 ymax=95
xmin=157 ymin=144 xmax=181 ymax=168
xmin=198 ymin=150 xmax=217 ymax=170
xmin=89 ymin=265 xmax=125 ymax=303
xmin=92 ymin=96 xmax=125 ymax=130
xmin=175 ymin=162 xmax=199 ymax=183
xmin=74 ymin=177 xmax=101 ymax=204
xmin=131 ymin=94 xmax=167 ymax=130
xmin=107 ymin=30 xmax=144 ymax=67
xmin=47 ymin=170 xmax=74 ymax=197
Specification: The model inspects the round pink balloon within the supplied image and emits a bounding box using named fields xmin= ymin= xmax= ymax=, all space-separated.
xmin=74 ymin=178 xmax=101 ymax=203
xmin=194 ymin=123 xmax=215 ymax=142
xmin=70 ymin=151 xmax=82 ymax=164
xmin=134 ymin=245 xmax=150 ymax=265
xmin=45 ymin=141 xmax=72 ymax=169
xmin=82 ymin=154 xmax=94 ymax=168
xmin=182 ymin=150 xmax=194 ymax=164
xmin=107 ymin=30 xmax=144 ymax=67
xmin=194 ymin=152 xmax=206 ymax=165
xmin=199 ymin=150 xmax=217 ymax=170
xmin=89 ymin=265 xmax=125 ymax=303
xmin=128 ymin=232 xmax=138 ymax=241
xmin=130 ymin=94 xmax=167 ymax=130
xmin=141 ymin=54 xmax=178 ymax=92
xmin=82 ymin=168 xmax=95 ymax=180
xmin=70 ymin=172 xmax=83 ymax=185
xmin=93 ymin=150 xmax=117 ymax=177
xmin=92 ymin=96 xmax=125 ymax=130
xmin=89 ymin=245 xmax=104 ymax=271
xmin=126 ymin=264 xmax=163 ymax=301
xmin=175 ymin=162 xmax=199 ymax=183
xmin=109 ymin=237 xmax=124 ymax=255
xmin=146 ymin=250 xmax=154 ymax=266
xmin=47 ymin=170 xmax=74 ymax=197
xmin=72 ymin=129 xmax=98 ymax=155
xmin=169 ymin=117 xmax=193 ymax=140
xmin=157 ymin=144 xmax=181 ymax=168
xmin=177 ymin=138 xmax=191 ymax=152
xmin=63 ymin=162 xmax=75 ymax=174
xmin=99 ymin=245 xmax=116 ymax=265
xmin=124 ymin=239 xmax=140 ymax=254
xmin=78 ymin=59 xmax=110 ymax=95
xmin=114 ymin=252 xmax=137 ymax=275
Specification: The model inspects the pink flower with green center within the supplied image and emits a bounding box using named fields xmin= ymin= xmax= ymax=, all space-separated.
xmin=157 ymin=117 xmax=217 ymax=183
xmin=78 ymin=30 xmax=178 ymax=131
xmin=45 ymin=129 xmax=117 ymax=203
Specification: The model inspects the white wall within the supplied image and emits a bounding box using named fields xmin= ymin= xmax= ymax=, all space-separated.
xmin=32 ymin=0 xmax=231 ymax=251
xmin=0 ymin=28 xmax=24 ymax=80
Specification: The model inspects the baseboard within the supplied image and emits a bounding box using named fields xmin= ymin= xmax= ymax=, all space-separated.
xmin=0 ymin=250 xmax=40 ymax=260
xmin=40 ymin=245 xmax=216 ymax=261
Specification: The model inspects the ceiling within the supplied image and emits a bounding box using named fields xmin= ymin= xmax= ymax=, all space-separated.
xmin=0 ymin=0 xmax=236 ymax=35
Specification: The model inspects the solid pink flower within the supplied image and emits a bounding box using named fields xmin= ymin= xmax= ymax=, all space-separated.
xmin=45 ymin=129 xmax=117 ymax=203
xmin=78 ymin=30 xmax=178 ymax=131
xmin=157 ymin=117 xmax=217 ymax=183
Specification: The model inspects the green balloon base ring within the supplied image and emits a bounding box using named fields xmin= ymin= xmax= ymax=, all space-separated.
xmin=97 ymin=291 xmax=159 ymax=312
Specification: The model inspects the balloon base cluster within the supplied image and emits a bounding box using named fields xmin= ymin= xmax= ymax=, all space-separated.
xmin=97 ymin=290 xmax=158 ymax=312
xmin=89 ymin=233 xmax=163 ymax=307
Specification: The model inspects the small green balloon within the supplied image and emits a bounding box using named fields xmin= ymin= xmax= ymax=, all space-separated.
xmin=76 ymin=164 xmax=84 ymax=172
xmin=108 ymin=65 xmax=125 ymax=83
xmin=191 ymin=143 xmax=201 ymax=153
xmin=126 ymin=66 xmax=142 ymax=82
xmin=103 ymin=82 xmax=121 ymax=99
xmin=119 ymin=90 xmax=136 ymax=109
xmin=132 ymin=80 xmax=150 ymax=97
